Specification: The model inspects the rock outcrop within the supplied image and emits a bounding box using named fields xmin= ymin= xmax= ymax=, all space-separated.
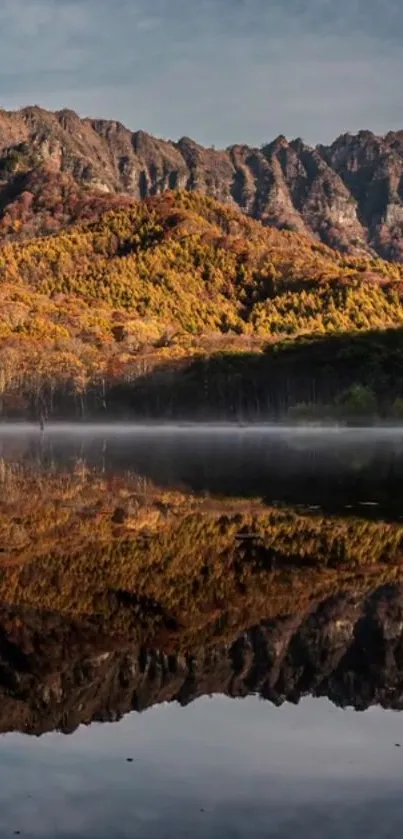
xmin=0 ymin=107 xmax=403 ymax=258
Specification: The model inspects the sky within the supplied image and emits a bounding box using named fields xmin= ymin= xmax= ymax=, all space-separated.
xmin=0 ymin=0 xmax=402 ymax=147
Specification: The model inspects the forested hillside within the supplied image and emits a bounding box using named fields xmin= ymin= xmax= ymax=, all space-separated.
xmin=0 ymin=191 xmax=403 ymax=418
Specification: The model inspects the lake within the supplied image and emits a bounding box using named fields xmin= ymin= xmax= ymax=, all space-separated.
xmin=0 ymin=424 xmax=403 ymax=838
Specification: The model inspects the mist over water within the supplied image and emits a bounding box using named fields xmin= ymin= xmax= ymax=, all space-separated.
xmin=2 ymin=422 xmax=403 ymax=512
xmin=0 ymin=424 xmax=403 ymax=837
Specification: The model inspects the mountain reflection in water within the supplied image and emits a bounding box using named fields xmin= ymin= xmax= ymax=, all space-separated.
xmin=0 ymin=427 xmax=402 ymax=735
xmin=1 ymin=427 xmax=403 ymax=838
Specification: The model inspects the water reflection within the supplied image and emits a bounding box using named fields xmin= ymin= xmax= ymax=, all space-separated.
xmin=2 ymin=424 xmax=403 ymax=513
xmin=0 ymin=427 xmax=403 ymax=835
xmin=0 ymin=427 xmax=402 ymax=733
xmin=2 ymin=698 xmax=403 ymax=839
xmin=0 ymin=582 xmax=403 ymax=737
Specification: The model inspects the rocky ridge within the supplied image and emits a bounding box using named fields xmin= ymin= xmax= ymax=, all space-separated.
xmin=0 ymin=107 xmax=403 ymax=258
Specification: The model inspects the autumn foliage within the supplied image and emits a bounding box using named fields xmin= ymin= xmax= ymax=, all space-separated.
xmin=1 ymin=190 xmax=403 ymax=415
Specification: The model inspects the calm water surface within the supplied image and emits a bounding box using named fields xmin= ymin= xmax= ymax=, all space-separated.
xmin=0 ymin=425 xmax=403 ymax=838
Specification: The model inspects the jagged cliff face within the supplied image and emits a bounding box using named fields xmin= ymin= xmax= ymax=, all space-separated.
xmin=1 ymin=106 xmax=403 ymax=258
xmin=1 ymin=584 xmax=403 ymax=736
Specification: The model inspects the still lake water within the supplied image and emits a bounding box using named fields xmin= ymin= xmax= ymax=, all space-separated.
xmin=1 ymin=425 xmax=403 ymax=837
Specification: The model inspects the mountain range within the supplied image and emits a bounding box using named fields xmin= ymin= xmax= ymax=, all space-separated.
xmin=1 ymin=106 xmax=403 ymax=260
xmin=1 ymin=106 xmax=403 ymax=418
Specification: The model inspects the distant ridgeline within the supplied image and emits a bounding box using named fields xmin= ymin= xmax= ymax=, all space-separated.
xmin=1 ymin=452 xmax=403 ymax=732
xmin=1 ymin=192 xmax=403 ymax=419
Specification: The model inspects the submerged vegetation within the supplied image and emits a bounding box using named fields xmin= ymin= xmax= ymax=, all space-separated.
xmin=0 ymin=191 xmax=403 ymax=417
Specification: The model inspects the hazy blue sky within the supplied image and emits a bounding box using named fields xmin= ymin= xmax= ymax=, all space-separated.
xmin=0 ymin=0 xmax=401 ymax=146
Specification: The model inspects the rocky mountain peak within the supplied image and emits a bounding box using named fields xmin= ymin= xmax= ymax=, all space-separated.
xmin=0 ymin=106 xmax=402 ymax=258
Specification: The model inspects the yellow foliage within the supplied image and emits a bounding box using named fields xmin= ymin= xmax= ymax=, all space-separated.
xmin=1 ymin=191 xmax=403 ymax=403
